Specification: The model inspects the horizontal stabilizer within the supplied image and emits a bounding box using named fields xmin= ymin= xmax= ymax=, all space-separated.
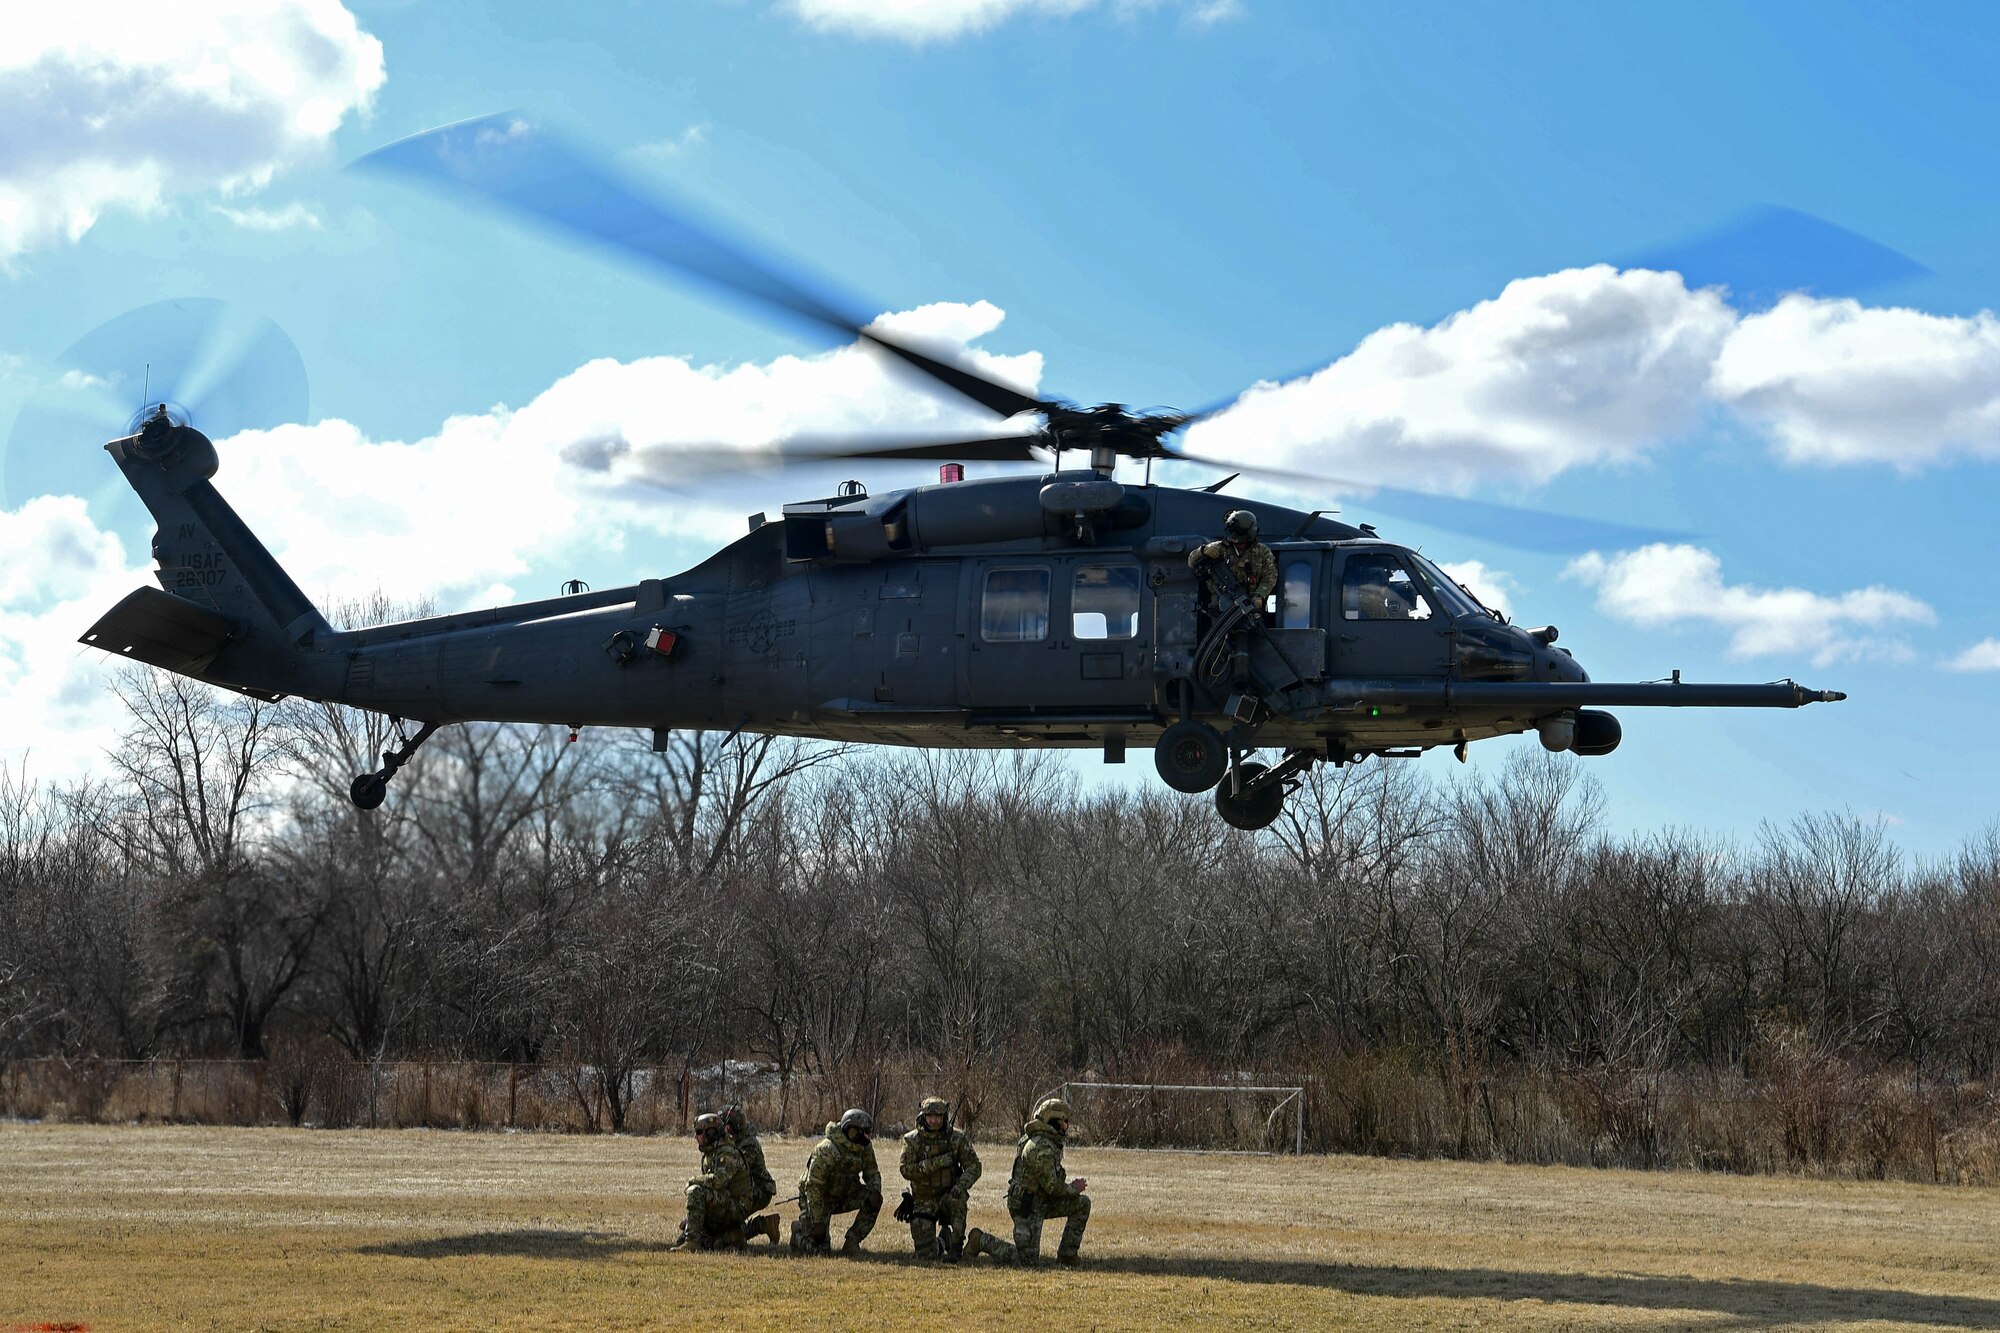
xmin=81 ymin=586 xmax=239 ymax=676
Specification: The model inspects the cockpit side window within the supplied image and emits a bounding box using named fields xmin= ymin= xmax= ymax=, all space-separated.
xmin=1407 ymin=554 xmax=1488 ymax=619
xmin=1342 ymin=554 xmax=1434 ymax=621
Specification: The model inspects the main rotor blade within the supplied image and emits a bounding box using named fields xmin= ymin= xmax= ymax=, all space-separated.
xmin=1163 ymin=447 xmax=1690 ymax=554
xmin=353 ymin=113 xmax=1046 ymax=420
xmin=626 ymin=432 xmax=1050 ymax=476
xmin=1620 ymin=204 xmax=1930 ymax=306
xmin=1322 ymin=481 xmax=1693 ymax=554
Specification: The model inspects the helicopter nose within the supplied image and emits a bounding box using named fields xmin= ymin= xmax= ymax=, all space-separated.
xmin=1548 ymin=646 xmax=1588 ymax=683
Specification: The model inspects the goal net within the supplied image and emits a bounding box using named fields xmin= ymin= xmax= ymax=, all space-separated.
xmin=1042 ymin=1080 xmax=1306 ymax=1154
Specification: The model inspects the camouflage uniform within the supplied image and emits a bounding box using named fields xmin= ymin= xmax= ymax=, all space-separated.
xmin=792 ymin=1112 xmax=882 ymax=1255
xmin=972 ymin=1101 xmax=1090 ymax=1266
xmin=1189 ymin=537 xmax=1277 ymax=606
xmin=681 ymin=1136 xmax=753 ymax=1248
xmin=725 ymin=1107 xmax=777 ymax=1212
xmin=723 ymin=1105 xmax=782 ymax=1244
xmin=898 ymin=1097 xmax=983 ymax=1259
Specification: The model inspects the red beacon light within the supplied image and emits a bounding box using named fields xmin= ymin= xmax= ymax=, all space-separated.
xmin=939 ymin=463 xmax=964 ymax=483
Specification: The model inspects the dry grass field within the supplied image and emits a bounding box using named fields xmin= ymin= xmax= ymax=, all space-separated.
xmin=5 ymin=1124 xmax=2000 ymax=1331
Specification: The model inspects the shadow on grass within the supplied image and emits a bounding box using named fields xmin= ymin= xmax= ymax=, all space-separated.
xmin=1079 ymin=1255 xmax=2000 ymax=1329
xmin=355 ymin=1234 xmax=1997 ymax=1327
xmin=357 ymin=1229 xmax=673 ymax=1261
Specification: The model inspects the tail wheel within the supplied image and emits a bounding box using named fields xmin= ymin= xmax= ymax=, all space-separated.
xmin=1215 ymin=761 xmax=1285 ymax=830
xmin=1155 ymin=719 xmax=1227 ymax=793
xmin=349 ymin=773 xmax=388 ymax=810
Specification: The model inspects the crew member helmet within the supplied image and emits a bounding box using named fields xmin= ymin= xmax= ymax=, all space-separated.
xmin=1033 ymin=1097 xmax=1075 ymax=1128
xmin=919 ymin=1095 xmax=949 ymax=1125
xmin=694 ymin=1112 xmax=726 ymax=1146
xmin=838 ymin=1107 xmax=875 ymax=1142
xmin=1224 ymin=510 xmax=1258 ymax=541
xmin=721 ymin=1103 xmax=749 ymax=1137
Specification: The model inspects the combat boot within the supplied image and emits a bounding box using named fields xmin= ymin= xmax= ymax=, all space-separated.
xmin=840 ymin=1231 xmax=865 ymax=1257
xmin=966 ymin=1226 xmax=1019 ymax=1264
xmin=747 ymin=1214 xmax=781 ymax=1244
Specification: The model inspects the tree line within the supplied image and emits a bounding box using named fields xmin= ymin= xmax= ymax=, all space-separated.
xmin=5 ymin=664 xmax=2000 ymax=1177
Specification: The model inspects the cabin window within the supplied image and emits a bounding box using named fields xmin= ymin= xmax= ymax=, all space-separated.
xmin=982 ymin=566 xmax=1050 ymax=642
xmin=1342 ymin=554 xmax=1434 ymax=621
xmin=1280 ymin=560 xmax=1314 ymax=629
xmin=1071 ymin=564 xmax=1140 ymax=640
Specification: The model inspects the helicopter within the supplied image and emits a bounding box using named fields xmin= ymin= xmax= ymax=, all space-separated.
xmin=77 ymin=115 xmax=1846 ymax=831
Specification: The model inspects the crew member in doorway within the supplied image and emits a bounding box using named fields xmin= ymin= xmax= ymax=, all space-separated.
xmin=1189 ymin=510 xmax=1277 ymax=612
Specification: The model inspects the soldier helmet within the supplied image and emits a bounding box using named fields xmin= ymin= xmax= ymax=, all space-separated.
xmin=837 ymin=1107 xmax=874 ymax=1142
xmin=1033 ymin=1097 xmax=1075 ymax=1128
xmin=720 ymin=1103 xmax=749 ymax=1136
xmin=918 ymin=1095 xmax=949 ymax=1124
xmin=1224 ymin=510 xmax=1258 ymax=541
xmin=694 ymin=1112 xmax=726 ymax=1147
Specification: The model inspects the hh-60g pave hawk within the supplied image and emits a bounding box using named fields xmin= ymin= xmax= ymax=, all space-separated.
xmin=76 ymin=115 xmax=1846 ymax=830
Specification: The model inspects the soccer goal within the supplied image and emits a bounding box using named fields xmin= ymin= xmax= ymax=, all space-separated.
xmin=1039 ymin=1080 xmax=1307 ymax=1155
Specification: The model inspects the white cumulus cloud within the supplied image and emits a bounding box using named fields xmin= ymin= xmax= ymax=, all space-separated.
xmin=787 ymin=0 xmax=1228 ymax=41
xmin=0 ymin=0 xmax=385 ymax=260
xmin=1565 ymin=543 xmax=1935 ymax=667
xmin=1946 ymin=639 xmax=2000 ymax=672
xmin=1184 ymin=266 xmax=1737 ymax=490
xmin=212 ymin=201 xmax=324 ymax=232
xmin=194 ymin=301 xmax=1040 ymax=613
xmin=1710 ymin=296 xmax=2000 ymax=468
xmin=0 ymin=496 xmax=156 ymax=779
xmin=1184 ymin=268 xmax=2000 ymax=496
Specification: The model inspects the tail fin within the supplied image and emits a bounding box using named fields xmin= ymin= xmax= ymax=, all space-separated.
xmin=80 ymin=409 xmax=335 ymax=700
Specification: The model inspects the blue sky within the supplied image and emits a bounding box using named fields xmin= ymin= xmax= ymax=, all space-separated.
xmin=3 ymin=0 xmax=1997 ymax=851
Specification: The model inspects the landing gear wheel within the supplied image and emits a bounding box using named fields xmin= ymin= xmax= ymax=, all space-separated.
xmin=1155 ymin=719 xmax=1228 ymax=793
xmin=349 ymin=772 xmax=388 ymax=810
xmin=1215 ymin=761 xmax=1285 ymax=830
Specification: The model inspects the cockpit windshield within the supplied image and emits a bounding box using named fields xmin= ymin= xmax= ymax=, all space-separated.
xmin=1408 ymin=554 xmax=1495 ymax=620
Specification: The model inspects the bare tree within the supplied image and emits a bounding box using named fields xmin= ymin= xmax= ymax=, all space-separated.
xmin=108 ymin=668 xmax=322 ymax=1058
xmin=1744 ymin=811 xmax=1900 ymax=1045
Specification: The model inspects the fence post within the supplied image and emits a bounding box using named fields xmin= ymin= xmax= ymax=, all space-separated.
xmin=508 ymin=1063 xmax=520 ymax=1129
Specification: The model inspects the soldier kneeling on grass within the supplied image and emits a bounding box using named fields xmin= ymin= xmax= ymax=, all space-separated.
xmin=897 ymin=1095 xmax=982 ymax=1260
xmin=722 ymin=1103 xmax=783 ymax=1244
xmin=967 ymin=1097 xmax=1090 ymax=1267
xmin=671 ymin=1112 xmax=781 ymax=1251
xmin=790 ymin=1108 xmax=882 ymax=1256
